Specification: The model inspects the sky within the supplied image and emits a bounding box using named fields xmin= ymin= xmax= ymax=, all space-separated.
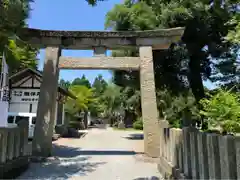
xmin=27 ymin=0 xmax=215 ymax=88
xmin=27 ymin=0 xmax=122 ymax=84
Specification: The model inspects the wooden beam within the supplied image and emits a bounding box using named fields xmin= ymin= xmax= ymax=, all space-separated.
xmin=58 ymin=56 xmax=140 ymax=70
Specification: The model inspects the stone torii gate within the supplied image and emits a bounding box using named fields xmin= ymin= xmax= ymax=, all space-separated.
xmin=20 ymin=27 xmax=184 ymax=158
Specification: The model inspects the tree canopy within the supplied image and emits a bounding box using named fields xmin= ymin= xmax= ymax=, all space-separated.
xmin=72 ymin=75 xmax=91 ymax=88
xmin=0 ymin=0 xmax=38 ymax=74
xmin=105 ymin=0 xmax=239 ymax=102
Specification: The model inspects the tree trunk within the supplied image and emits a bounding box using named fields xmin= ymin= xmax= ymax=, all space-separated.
xmin=181 ymin=108 xmax=192 ymax=127
xmin=187 ymin=53 xmax=205 ymax=102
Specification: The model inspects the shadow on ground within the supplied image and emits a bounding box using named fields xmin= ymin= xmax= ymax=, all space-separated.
xmin=75 ymin=150 xmax=138 ymax=155
xmin=133 ymin=176 xmax=160 ymax=180
xmin=124 ymin=133 xmax=144 ymax=140
xmin=18 ymin=144 xmax=106 ymax=179
xmin=54 ymin=144 xmax=138 ymax=156
xmin=18 ymin=144 xmax=141 ymax=179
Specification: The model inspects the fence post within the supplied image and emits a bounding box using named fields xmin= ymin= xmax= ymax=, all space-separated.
xmin=170 ymin=129 xmax=177 ymax=166
xmin=0 ymin=129 xmax=8 ymax=163
xmin=18 ymin=121 xmax=29 ymax=156
xmin=236 ymin=137 xmax=240 ymax=179
xmin=182 ymin=127 xmax=191 ymax=177
xmin=189 ymin=128 xmax=199 ymax=179
xmin=197 ymin=131 xmax=209 ymax=179
xmin=176 ymin=130 xmax=184 ymax=172
xmin=163 ymin=127 xmax=169 ymax=160
xmin=14 ymin=127 xmax=20 ymax=158
xmin=159 ymin=125 xmax=164 ymax=158
xmin=166 ymin=127 xmax=170 ymax=162
xmin=219 ymin=135 xmax=237 ymax=179
xmin=7 ymin=128 xmax=15 ymax=160
xmin=207 ymin=133 xmax=221 ymax=179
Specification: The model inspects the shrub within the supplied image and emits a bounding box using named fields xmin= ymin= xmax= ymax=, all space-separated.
xmin=133 ymin=118 xmax=143 ymax=130
xmin=68 ymin=121 xmax=85 ymax=130
xmin=157 ymin=90 xmax=200 ymax=128
xmin=200 ymin=89 xmax=240 ymax=134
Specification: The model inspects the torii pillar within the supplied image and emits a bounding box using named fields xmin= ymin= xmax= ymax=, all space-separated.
xmin=32 ymin=47 xmax=61 ymax=157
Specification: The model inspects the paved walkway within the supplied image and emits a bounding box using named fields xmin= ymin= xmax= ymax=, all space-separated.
xmin=18 ymin=128 xmax=162 ymax=180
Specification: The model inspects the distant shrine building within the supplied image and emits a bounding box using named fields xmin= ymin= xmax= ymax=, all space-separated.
xmin=9 ymin=68 xmax=75 ymax=125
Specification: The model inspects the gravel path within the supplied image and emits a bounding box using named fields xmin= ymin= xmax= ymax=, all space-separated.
xmin=18 ymin=128 xmax=162 ymax=180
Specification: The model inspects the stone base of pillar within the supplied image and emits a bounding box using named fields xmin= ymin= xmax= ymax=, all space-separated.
xmin=143 ymin=127 xmax=160 ymax=158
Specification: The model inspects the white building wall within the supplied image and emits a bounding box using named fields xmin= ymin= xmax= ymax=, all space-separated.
xmin=32 ymin=103 xmax=38 ymax=113
xmin=9 ymin=74 xmax=65 ymax=125
xmin=9 ymin=103 xmax=29 ymax=112
xmin=9 ymin=88 xmax=40 ymax=113
xmin=10 ymin=75 xmax=40 ymax=113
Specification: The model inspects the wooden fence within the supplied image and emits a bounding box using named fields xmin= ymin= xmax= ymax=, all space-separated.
xmin=158 ymin=122 xmax=240 ymax=179
xmin=0 ymin=121 xmax=30 ymax=178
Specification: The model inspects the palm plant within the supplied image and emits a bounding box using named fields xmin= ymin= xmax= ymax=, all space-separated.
xmin=65 ymin=85 xmax=95 ymax=115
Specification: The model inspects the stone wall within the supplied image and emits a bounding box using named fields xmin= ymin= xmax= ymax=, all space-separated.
xmin=158 ymin=123 xmax=240 ymax=179
xmin=0 ymin=121 xmax=30 ymax=179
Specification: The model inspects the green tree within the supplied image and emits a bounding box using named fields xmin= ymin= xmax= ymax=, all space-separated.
xmin=72 ymin=75 xmax=91 ymax=88
xmin=59 ymin=79 xmax=71 ymax=90
xmin=65 ymin=85 xmax=95 ymax=116
xmin=105 ymin=0 xmax=239 ymax=102
xmin=65 ymin=85 xmax=95 ymax=129
xmin=200 ymin=90 xmax=240 ymax=134
xmin=89 ymin=74 xmax=108 ymax=117
xmin=1 ymin=40 xmax=39 ymax=74
xmin=121 ymin=87 xmax=141 ymax=117
xmin=92 ymin=74 xmax=107 ymax=96
xmin=226 ymin=14 xmax=240 ymax=44
xmin=86 ymin=0 xmax=106 ymax=6
xmin=101 ymin=83 xmax=123 ymax=117
xmin=0 ymin=0 xmax=32 ymax=50
xmin=210 ymin=44 xmax=240 ymax=89
xmin=0 ymin=1 xmax=38 ymax=74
